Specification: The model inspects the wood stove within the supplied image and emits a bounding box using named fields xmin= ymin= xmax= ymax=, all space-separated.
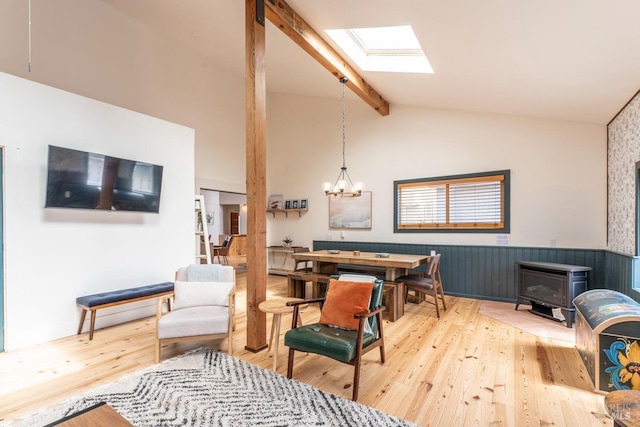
xmin=515 ymin=261 xmax=591 ymax=328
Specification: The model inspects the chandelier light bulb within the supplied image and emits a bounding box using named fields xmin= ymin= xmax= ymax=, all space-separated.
xmin=322 ymin=182 xmax=332 ymax=192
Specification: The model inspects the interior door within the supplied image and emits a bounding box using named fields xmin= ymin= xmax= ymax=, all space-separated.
xmin=231 ymin=211 xmax=239 ymax=235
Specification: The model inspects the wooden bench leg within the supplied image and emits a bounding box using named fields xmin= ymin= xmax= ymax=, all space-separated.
xmin=396 ymin=282 xmax=405 ymax=319
xmin=77 ymin=309 xmax=87 ymax=335
xmin=313 ymin=280 xmax=329 ymax=299
xmin=297 ymin=279 xmax=307 ymax=299
xmin=89 ymin=309 xmax=97 ymax=340
xmin=287 ymin=276 xmax=295 ymax=297
xmin=287 ymin=276 xmax=307 ymax=299
xmin=383 ymin=284 xmax=397 ymax=322
xmin=77 ymin=306 xmax=97 ymax=340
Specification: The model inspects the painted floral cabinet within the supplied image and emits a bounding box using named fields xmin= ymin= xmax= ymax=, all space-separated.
xmin=574 ymin=289 xmax=640 ymax=393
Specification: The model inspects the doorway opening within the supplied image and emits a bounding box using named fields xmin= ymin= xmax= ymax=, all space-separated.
xmin=199 ymin=189 xmax=246 ymax=256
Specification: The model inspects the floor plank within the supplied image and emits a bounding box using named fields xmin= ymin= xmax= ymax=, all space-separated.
xmin=0 ymin=260 xmax=611 ymax=426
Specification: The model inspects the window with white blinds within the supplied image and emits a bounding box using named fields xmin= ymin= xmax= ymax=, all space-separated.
xmin=395 ymin=170 xmax=510 ymax=232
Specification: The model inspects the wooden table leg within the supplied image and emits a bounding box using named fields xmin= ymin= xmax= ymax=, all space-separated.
xmin=387 ymin=267 xmax=410 ymax=282
xmin=268 ymin=313 xmax=277 ymax=351
xmin=258 ymin=297 xmax=304 ymax=372
xmin=272 ymin=313 xmax=282 ymax=371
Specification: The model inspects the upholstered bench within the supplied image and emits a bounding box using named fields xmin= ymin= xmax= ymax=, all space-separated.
xmin=77 ymin=282 xmax=174 ymax=340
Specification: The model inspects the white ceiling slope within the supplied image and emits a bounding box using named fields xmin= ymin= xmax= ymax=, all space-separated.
xmin=101 ymin=0 xmax=640 ymax=124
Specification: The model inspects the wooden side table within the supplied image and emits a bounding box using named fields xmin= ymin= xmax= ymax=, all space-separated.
xmin=258 ymin=297 xmax=303 ymax=371
xmin=605 ymin=390 xmax=640 ymax=427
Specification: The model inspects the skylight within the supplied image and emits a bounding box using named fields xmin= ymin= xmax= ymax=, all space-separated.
xmin=326 ymin=25 xmax=433 ymax=74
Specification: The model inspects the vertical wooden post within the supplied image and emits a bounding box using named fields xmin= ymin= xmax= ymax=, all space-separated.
xmin=244 ymin=0 xmax=268 ymax=352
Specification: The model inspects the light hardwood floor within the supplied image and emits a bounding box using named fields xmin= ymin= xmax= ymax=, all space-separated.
xmin=0 ymin=260 xmax=612 ymax=426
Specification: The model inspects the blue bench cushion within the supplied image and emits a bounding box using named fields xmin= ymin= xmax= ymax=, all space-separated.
xmin=76 ymin=282 xmax=174 ymax=307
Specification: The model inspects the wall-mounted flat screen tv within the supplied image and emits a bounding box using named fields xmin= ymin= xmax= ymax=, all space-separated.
xmin=45 ymin=145 xmax=163 ymax=213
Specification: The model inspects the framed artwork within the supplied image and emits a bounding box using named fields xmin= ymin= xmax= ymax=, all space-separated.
xmin=329 ymin=191 xmax=372 ymax=229
xmin=206 ymin=213 xmax=214 ymax=225
xmin=285 ymin=200 xmax=292 ymax=209
xmin=292 ymin=200 xmax=299 ymax=209
xmin=268 ymin=194 xmax=284 ymax=210
xmin=300 ymin=199 xmax=308 ymax=209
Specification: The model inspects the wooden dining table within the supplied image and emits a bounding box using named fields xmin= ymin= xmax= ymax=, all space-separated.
xmin=290 ymin=250 xmax=430 ymax=322
xmin=290 ymin=250 xmax=430 ymax=281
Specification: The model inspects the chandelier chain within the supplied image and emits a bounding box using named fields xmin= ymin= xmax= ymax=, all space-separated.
xmin=341 ymin=78 xmax=346 ymax=169
xmin=321 ymin=76 xmax=363 ymax=197
xmin=28 ymin=0 xmax=32 ymax=72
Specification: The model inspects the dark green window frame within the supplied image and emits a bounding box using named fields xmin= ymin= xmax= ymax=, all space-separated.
xmin=394 ymin=170 xmax=510 ymax=233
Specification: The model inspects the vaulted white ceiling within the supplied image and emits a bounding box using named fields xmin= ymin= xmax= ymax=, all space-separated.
xmin=101 ymin=0 xmax=640 ymax=124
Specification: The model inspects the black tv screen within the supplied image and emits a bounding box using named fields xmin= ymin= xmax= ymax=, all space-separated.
xmin=45 ymin=145 xmax=163 ymax=213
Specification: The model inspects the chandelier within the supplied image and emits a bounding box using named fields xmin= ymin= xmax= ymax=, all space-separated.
xmin=322 ymin=77 xmax=364 ymax=197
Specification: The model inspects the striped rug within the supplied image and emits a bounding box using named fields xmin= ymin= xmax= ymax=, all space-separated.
xmin=11 ymin=348 xmax=415 ymax=427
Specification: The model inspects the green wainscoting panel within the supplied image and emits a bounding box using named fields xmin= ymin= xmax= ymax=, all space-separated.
xmin=312 ymin=241 xmax=612 ymax=303
xmin=602 ymin=251 xmax=640 ymax=301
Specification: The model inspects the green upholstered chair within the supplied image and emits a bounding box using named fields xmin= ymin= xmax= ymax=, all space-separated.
xmin=284 ymin=274 xmax=386 ymax=401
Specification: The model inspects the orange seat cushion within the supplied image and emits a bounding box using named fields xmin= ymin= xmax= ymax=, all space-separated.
xmin=319 ymin=280 xmax=374 ymax=330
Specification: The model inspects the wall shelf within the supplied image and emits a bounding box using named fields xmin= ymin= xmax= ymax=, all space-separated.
xmin=267 ymin=208 xmax=308 ymax=218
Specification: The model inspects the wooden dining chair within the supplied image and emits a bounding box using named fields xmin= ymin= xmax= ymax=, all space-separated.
xmin=213 ymin=235 xmax=233 ymax=264
xmin=397 ymin=254 xmax=447 ymax=318
xmin=292 ymin=247 xmax=312 ymax=272
xmin=287 ymin=247 xmax=316 ymax=298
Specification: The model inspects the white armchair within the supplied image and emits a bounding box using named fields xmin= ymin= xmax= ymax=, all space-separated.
xmin=155 ymin=264 xmax=236 ymax=363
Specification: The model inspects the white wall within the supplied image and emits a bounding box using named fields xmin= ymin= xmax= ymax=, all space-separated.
xmin=0 ymin=0 xmax=247 ymax=196
xmin=0 ymin=72 xmax=195 ymax=350
xmin=267 ymin=93 xmax=608 ymax=250
xmin=201 ymin=189 xmax=222 ymax=242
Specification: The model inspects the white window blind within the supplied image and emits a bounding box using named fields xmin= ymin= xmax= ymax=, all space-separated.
xmin=396 ymin=173 xmax=507 ymax=231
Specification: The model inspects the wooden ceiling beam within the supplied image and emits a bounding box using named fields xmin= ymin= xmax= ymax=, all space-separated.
xmin=265 ymin=0 xmax=390 ymax=116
